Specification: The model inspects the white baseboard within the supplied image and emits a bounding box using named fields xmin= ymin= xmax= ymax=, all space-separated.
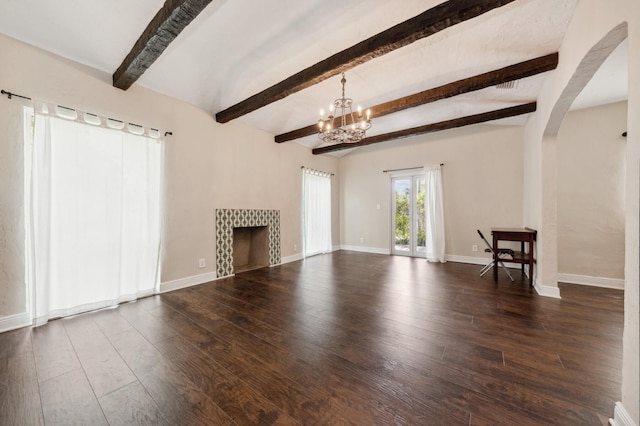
xmin=534 ymin=279 xmax=562 ymax=298
xmin=339 ymin=251 xmax=527 ymax=269
xmin=610 ymin=402 xmax=637 ymax=426
xmin=446 ymin=254 xmax=486 ymax=265
xmin=339 ymin=245 xmax=391 ymax=255
xmin=159 ymin=271 xmax=217 ymax=294
xmin=0 ymin=311 xmax=32 ymax=333
xmin=558 ymin=273 xmax=624 ymax=290
xmin=446 ymin=254 xmax=522 ymax=269
xmin=280 ymin=253 xmax=304 ymax=264
xmin=280 ymin=245 xmax=341 ymax=264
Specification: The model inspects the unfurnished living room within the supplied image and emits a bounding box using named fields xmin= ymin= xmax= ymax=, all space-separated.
xmin=0 ymin=1 xmax=638 ymax=425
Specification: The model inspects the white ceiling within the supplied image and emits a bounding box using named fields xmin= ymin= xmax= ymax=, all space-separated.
xmin=0 ymin=0 xmax=628 ymax=155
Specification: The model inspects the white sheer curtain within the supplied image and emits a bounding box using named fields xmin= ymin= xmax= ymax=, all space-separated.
xmin=424 ymin=164 xmax=446 ymax=262
xmin=28 ymin=110 xmax=162 ymax=325
xmin=302 ymin=168 xmax=332 ymax=257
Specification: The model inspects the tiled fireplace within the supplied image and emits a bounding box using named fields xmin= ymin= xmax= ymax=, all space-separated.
xmin=215 ymin=209 xmax=280 ymax=277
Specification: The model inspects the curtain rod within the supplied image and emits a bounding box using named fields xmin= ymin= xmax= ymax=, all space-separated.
xmin=2 ymin=87 xmax=172 ymax=136
xmin=1 ymin=89 xmax=31 ymax=101
xmin=301 ymin=166 xmax=334 ymax=176
xmin=383 ymin=163 xmax=444 ymax=173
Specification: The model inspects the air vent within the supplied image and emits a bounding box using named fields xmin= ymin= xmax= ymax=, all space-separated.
xmin=496 ymin=80 xmax=517 ymax=89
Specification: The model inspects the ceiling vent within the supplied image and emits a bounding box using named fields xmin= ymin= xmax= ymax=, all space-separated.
xmin=496 ymin=80 xmax=518 ymax=89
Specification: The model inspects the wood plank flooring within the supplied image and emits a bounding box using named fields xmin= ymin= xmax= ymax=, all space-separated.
xmin=0 ymin=251 xmax=624 ymax=425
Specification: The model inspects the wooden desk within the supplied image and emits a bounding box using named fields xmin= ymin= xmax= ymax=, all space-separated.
xmin=491 ymin=228 xmax=537 ymax=286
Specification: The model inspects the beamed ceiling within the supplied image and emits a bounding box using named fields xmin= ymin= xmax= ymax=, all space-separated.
xmin=0 ymin=0 xmax=628 ymax=156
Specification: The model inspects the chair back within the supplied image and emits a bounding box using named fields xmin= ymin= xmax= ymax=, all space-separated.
xmin=476 ymin=229 xmax=494 ymax=253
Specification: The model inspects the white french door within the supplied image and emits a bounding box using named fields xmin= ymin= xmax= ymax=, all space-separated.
xmin=391 ymin=175 xmax=426 ymax=257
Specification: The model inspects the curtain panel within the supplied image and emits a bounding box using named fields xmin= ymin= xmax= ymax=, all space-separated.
xmin=424 ymin=164 xmax=446 ymax=262
xmin=302 ymin=168 xmax=332 ymax=257
xmin=28 ymin=111 xmax=162 ymax=325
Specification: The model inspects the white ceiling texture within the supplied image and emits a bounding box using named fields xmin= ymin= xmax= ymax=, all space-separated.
xmin=0 ymin=0 xmax=628 ymax=156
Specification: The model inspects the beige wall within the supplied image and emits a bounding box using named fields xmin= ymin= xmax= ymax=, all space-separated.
xmin=557 ymin=102 xmax=627 ymax=280
xmin=0 ymin=33 xmax=340 ymax=318
xmin=339 ymin=124 xmax=524 ymax=259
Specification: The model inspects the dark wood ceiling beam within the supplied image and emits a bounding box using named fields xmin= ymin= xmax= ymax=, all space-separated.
xmin=276 ymin=53 xmax=557 ymax=143
xmin=312 ymin=102 xmax=536 ymax=155
xmin=113 ymin=0 xmax=213 ymax=90
xmin=215 ymin=0 xmax=517 ymax=123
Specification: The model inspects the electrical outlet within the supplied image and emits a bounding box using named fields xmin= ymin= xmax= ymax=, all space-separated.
xmin=472 ymin=245 xmax=478 ymax=252
xmin=360 ymin=237 xmax=364 ymax=243
xmin=294 ymin=244 xmax=297 ymax=252
xmin=198 ymin=258 xmax=205 ymax=268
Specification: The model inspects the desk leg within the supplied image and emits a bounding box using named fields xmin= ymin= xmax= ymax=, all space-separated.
xmin=492 ymin=234 xmax=498 ymax=281
xmin=529 ymin=238 xmax=534 ymax=287
xmin=521 ymin=241 xmax=525 ymax=274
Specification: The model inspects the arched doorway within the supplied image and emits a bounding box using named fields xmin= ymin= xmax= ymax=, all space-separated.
xmin=533 ymin=14 xmax=637 ymax=425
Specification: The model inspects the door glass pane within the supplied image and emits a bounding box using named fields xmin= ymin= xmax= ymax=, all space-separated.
xmin=393 ymin=178 xmax=411 ymax=253
xmin=415 ymin=176 xmax=426 ymax=254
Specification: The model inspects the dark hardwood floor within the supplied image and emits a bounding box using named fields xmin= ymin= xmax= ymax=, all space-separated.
xmin=0 ymin=251 xmax=624 ymax=425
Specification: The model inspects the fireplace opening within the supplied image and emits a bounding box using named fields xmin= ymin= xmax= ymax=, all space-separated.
xmin=232 ymin=226 xmax=269 ymax=274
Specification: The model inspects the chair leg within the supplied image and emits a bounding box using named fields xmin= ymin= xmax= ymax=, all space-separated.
xmin=498 ymin=259 xmax=515 ymax=281
xmin=480 ymin=262 xmax=493 ymax=277
xmin=479 ymin=257 xmax=515 ymax=282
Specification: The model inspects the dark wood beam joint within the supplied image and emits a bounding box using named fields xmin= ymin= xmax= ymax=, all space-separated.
xmin=113 ymin=0 xmax=213 ymax=90
xmin=312 ymin=102 xmax=537 ymax=155
xmin=216 ymin=0 xmax=517 ymax=123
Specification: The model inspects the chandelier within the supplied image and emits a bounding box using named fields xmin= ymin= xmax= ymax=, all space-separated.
xmin=317 ymin=73 xmax=371 ymax=144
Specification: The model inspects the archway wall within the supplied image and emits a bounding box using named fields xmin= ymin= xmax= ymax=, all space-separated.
xmin=523 ymin=0 xmax=639 ymax=423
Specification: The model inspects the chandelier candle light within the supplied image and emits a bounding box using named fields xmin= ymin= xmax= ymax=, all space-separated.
xmin=317 ymin=73 xmax=371 ymax=144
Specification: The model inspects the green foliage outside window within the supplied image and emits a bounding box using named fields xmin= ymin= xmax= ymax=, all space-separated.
xmin=395 ymin=190 xmax=410 ymax=244
xmin=395 ymin=187 xmax=426 ymax=246
xmin=417 ymin=189 xmax=425 ymax=246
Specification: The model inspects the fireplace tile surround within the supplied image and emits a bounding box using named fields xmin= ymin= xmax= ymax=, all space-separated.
xmin=215 ymin=209 xmax=280 ymax=277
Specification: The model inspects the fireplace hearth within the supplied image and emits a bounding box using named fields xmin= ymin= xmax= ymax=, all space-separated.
xmin=233 ymin=226 xmax=269 ymax=273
